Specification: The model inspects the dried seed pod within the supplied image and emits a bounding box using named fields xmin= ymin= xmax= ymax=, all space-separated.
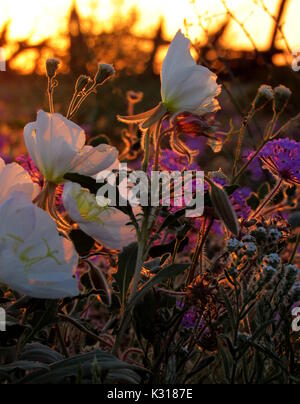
xmin=95 ymin=63 xmax=115 ymax=85
xmin=75 ymin=75 xmax=91 ymax=92
xmin=46 ymin=58 xmax=60 ymax=78
xmin=273 ymin=85 xmax=292 ymax=114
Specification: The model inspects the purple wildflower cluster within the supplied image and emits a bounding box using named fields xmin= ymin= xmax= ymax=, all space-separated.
xmin=259 ymin=139 xmax=300 ymax=185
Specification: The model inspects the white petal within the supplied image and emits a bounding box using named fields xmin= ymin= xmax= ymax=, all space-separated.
xmin=24 ymin=111 xmax=86 ymax=182
xmin=71 ymin=144 xmax=119 ymax=177
xmin=161 ymin=30 xmax=221 ymax=115
xmin=0 ymin=158 xmax=5 ymax=171
xmin=62 ymin=182 xmax=83 ymax=223
xmin=63 ymin=182 xmax=136 ymax=250
xmin=24 ymin=122 xmax=41 ymax=171
xmin=161 ymin=30 xmax=195 ymax=102
xmin=0 ymin=194 xmax=79 ymax=299
xmin=172 ymin=67 xmax=221 ymax=114
xmin=79 ymin=208 xmax=136 ymax=250
xmin=0 ymin=161 xmax=39 ymax=205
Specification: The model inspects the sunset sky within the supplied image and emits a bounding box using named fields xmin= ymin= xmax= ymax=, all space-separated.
xmin=0 ymin=0 xmax=300 ymax=51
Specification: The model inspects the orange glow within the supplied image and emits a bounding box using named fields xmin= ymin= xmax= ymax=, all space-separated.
xmin=0 ymin=0 xmax=300 ymax=69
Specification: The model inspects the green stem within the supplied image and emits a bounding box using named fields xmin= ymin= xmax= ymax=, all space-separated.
xmin=153 ymin=125 xmax=174 ymax=171
xmin=250 ymin=179 xmax=283 ymax=219
xmin=187 ymin=217 xmax=214 ymax=285
xmin=232 ymin=108 xmax=255 ymax=178
xmin=55 ymin=324 xmax=69 ymax=358
xmin=128 ymin=211 xmax=149 ymax=301
xmin=142 ymin=130 xmax=151 ymax=172
xmin=232 ymin=138 xmax=267 ymax=184
xmin=232 ymin=112 xmax=278 ymax=184
xmin=66 ymin=90 xmax=79 ymax=119
xmin=68 ymin=83 xmax=97 ymax=119
xmin=187 ymin=216 xmax=207 ymax=284
xmin=48 ymin=78 xmax=54 ymax=113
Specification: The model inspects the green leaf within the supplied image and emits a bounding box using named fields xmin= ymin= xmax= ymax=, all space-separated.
xmin=133 ymin=290 xmax=158 ymax=343
xmin=224 ymin=185 xmax=240 ymax=195
xmin=114 ymin=263 xmax=190 ymax=353
xmin=220 ymin=286 xmax=236 ymax=331
xmin=0 ymin=361 xmax=50 ymax=375
xmin=18 ymin=351 xmax=147 ymax=384
xmin=272 ymin=189 xmax=284 ymax=205
xmin=113 ymin=243 xmax=138 ymax=309
xmin=69 ymin=229 xmax=95 ymax=257
xmin=184 ymin=356 xmax=216 ymax=382
xmin=158 ymin=209 xmax=186 ymax=232
xmin=247 ymin=193 xmax=260 ymax=210
xmin=88 ymin=263 xmax=112 ymax=307
xmin=218 ymin=338 xmax=232 ymax=384
xmin=20 ymin=343 xmax=64 ymax=364
xmin=258 ymin=182 xmax=270 ymax=200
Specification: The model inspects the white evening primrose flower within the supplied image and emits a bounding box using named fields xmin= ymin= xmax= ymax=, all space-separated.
xmin=118 ymin=30 xmax=221 ymax=129
xmin=0 ymin=193 xmax=79 ymax=299
xmin=0 ymin=157 xmax=39 ymax=205
xmin=161 ymin=30 xmax=221 ymax=116
xmin=63 ymin=182 xmax=136 ymax=250
xmin=24 ymin=110 xmax=119 ymax=184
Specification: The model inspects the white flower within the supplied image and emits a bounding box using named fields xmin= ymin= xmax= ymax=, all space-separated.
xmin=0 ymin=193 xmax=79 ymax=299
xmin=118 ymin=30 xmax=221 ymax=128
xmin=63 ymin=182 xmax=136 ymax=250
xmin=0 ymin=157 xmax=39 ymax=205
xmin=161 ymin=30 xmax=221 ymax=115
xmin=24 ymin=110 xmax=119 ymax=183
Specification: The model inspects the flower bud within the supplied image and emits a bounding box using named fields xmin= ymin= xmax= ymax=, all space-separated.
xmin=253 ymin=85 xmax=274 ymax=110
xmin=75 ymin=75 xmax=91 ymax=92
xmin=209 ymin=182 xmax=240 ymax=236
xmin=263 ymin=266 xmax=277 ymax=282
xmin=227 ymin=238 xmax=240 ymax=252
xmin=94 ymin=63 xmax=115 ymax=85
xmin=268 ymin=228 xmax=282 ymax=243
xmin=273 ymin=85 xmax=292 ymax=114
xmin=46 ymin=58 xmax=60 ymax=78
xmin=285 ymin=264 xmax=298 ymax=278
xmin=263 ymin=253 xmax=281 ymax=269
xmin=243 ymin=242 xmax=257 ymax=258
xmin=251 ymin=226 xmax=267 ymax=242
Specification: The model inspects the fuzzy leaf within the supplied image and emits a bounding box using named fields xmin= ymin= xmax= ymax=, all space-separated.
xmin=113 ymin=243 xmax=138 ymax=309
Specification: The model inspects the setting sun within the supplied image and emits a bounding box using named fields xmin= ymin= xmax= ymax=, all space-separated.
xmin=1 ymin=0 xmax=300 ymax=50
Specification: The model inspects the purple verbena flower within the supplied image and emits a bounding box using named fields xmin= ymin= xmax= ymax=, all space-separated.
xmin=259 ymin=139 xmax=300 ymax=186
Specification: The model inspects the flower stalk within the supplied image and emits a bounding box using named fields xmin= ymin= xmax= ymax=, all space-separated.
xmin=250 ymin=178 xmax=283 ymax=219
xmin=128 ymin=210 xmax=149 ymax=301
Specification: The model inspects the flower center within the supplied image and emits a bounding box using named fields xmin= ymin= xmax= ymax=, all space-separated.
xmin=72 ymin=187 xmax=109 ymax=223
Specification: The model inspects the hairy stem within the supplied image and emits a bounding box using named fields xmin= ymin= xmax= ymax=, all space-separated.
xmin=250 ymin=179 xmax=283 ymax=219
xmin=232 ymin=108 xmax=255 ymax=178
xmin=128 ymin=211 xmax=149 ymax=301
